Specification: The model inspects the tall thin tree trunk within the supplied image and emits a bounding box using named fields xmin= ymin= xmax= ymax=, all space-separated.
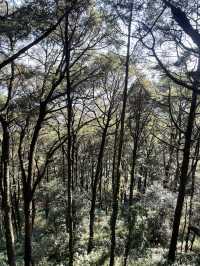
xmin=0 ymin=118 xmax=16 ymax=266
xmin=88 ymin=118 xmax=111 ymax=253
xmin=185 ymin=142 xmax=199 ymax=252
xmin=62 ymin=145 xmax=65 ymax=184
xmin=180 ymin=201 xmax=187 ymax=253
xmin=23 ymin=106 xmax=46 ymax=266
xmin=109 ymin=5 xmax=132 ymax=266
xmin=168 ymin=90 xmax=197 ymax=263
xmin=24 ymin=199 xmax=32 ymax=266
xmin=65 ymin=6 xmax=74 ymax=264
xmin=111 ymin=120 xmax=119 ymax=197
xmin=124 ymin=144 xmax=138 ymax=266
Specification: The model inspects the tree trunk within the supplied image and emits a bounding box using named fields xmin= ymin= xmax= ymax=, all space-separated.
xmin=66 ymin=56 xmax=74 ymax=266
xmin=111 ymin=120 xmax=119 ymax=197
xmin=109 ymin=5 xmax=132 ymax=266
xmin=185 ymin=142 xmax=199 ymax=252
xmin=124 ymin=144 xmax=138 ymax=266
xmin=0 ymin=118 xmax=16 ymax=266
xmin=65 ymin=7 xmax=74 ymax=264
xmin=24 ymin=199 xmax=33 ymax=266
xmin=88 ymin=119 xmax=110 ymax=253
xmin=180 ymin=201 xmax=187 ymax=253
xmin=168 ymin=90 xmax=197 ymax=263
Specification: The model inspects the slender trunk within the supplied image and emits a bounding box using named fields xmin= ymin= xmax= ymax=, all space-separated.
xmin=62 ymin=145 xmax=65 ymax=184
xmin=185 ymin=146 xmax=199 ymax=252
xmin=88 ymin=120 xmax=110 ymax=253
xmin=99 ymin=166 xmax=103 ymax=208
xmin=66 ymin=59 xmax=73 ymax=266
xmin=65 ymin=7 xmax=73 ymax=264
xmin=3 ymin=209 xmax=16 ymax=266
xmin=111 ymin=121 xmax=119 ymax=197
xmin=24 ymin=199 xmax=32 ymax=266
xmin=17 ymin=174 xmax=21 ymax=235
xmin=74 ymin=146 xmax=78 ymax=188
xmin=180 ymin=201 xmax=187 ymax=253
xmin=173 ymin=129 xmax=181 ymax=191
xmin=71 ymin=133 xmax=76 ymax=191
xmin=0 ymin=119 xmax=16 ymax=266
xmin=32 ymin=198 xmax=36 ymax=230
xmin=23 ymin=108 xmax=46 ymax=266
xmin=168 ymin=90 xmax=197 ymax=263
xmin=91 ymin=158 xmax=94 ymax=191
xmin=11 ymin=146 xmax=20 ymax=239
xmin=80 ymin=159 xmax=84 ymax=190
xmin=45 ymin=167 xmax=49 ymax=220
xmin=124 ymin=145 xmax=137 ymax=266
xmin=109 ymin=5 xmax=132 ymax=266
xmin=163 ymin=134 xmax=175 ymax=188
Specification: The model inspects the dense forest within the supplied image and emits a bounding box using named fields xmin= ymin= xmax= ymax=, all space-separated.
xmin=1 ymin=0 xmax=200 ymax=265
